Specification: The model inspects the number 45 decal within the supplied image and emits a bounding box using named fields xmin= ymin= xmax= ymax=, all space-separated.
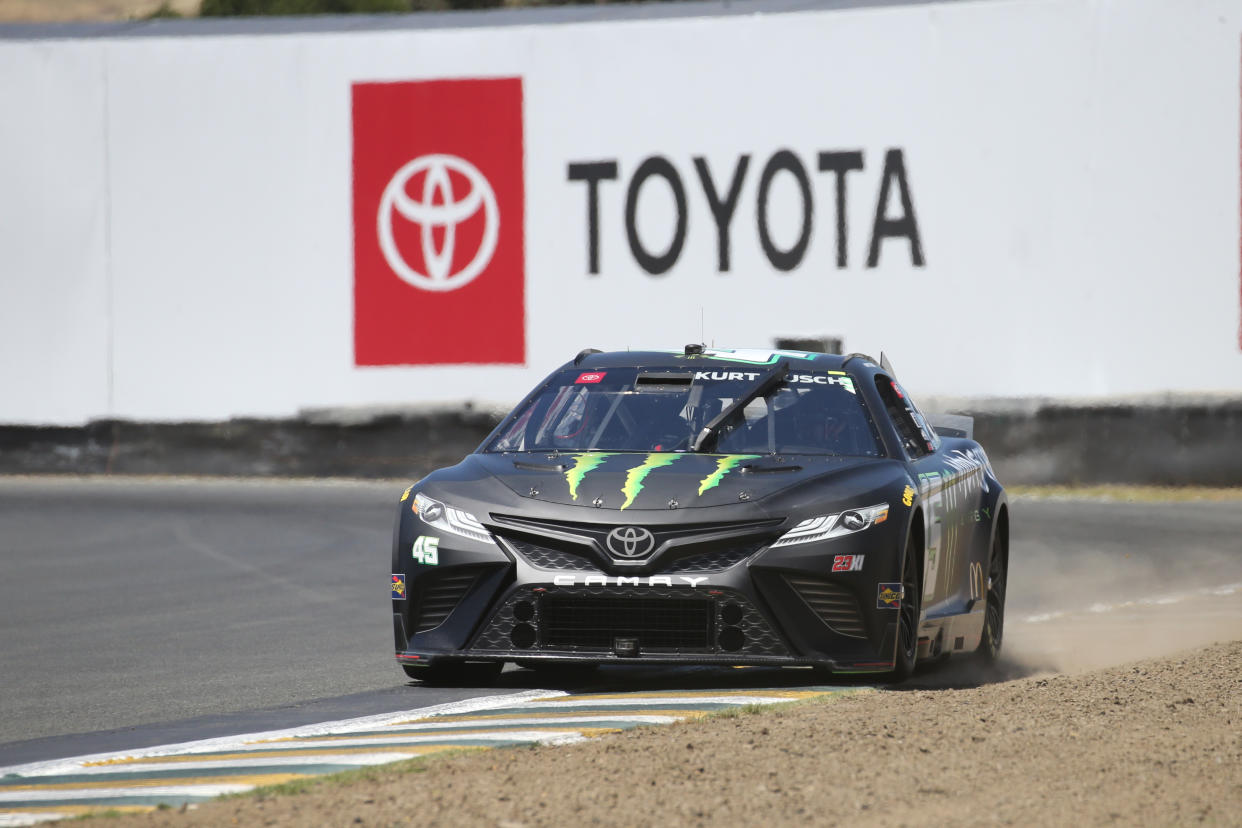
xmin=413 ymin=536 xmax=439 ymax=565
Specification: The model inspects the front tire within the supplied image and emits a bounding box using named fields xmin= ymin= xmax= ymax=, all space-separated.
xmin=890 ymin=530 xmax=922 ymax=681
xmin=976 ymin=523 xmax=1008 ymax=662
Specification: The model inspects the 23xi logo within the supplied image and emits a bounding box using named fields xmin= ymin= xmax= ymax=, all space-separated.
xmin=378 ymin=154 xmax=500 ymax=292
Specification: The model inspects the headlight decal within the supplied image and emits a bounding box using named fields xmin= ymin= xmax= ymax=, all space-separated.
xmin=770 ymin=503 xmax=889 ymax=548
xmin=413 ymin=493 xmax=493 ymax=544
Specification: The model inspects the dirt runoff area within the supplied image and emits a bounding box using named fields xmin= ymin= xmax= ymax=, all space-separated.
xmin=0 ymin=0 xmax=198 ymax=23
xmin=82 ymin=638 xmax=1242 ymax=828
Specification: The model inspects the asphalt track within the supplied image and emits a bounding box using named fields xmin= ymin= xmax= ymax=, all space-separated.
xmin=2 ymin=477 xmax=1241 ymax=769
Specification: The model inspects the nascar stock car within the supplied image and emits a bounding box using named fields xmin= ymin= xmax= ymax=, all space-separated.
xmin=391 ymin=346 xmax=1008 ymax=683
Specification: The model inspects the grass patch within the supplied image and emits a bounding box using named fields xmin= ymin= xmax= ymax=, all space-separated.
xmin=708 ymin=702 xmax=772 ymax=720
xmin=708 ymin=690 xmax=873 ymax=722
xmin=1008 ymin=485 xmax=1242 ymax=503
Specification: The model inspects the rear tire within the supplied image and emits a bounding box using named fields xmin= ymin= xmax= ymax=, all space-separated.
xmin=890 ymin=530 xmax=922 ymax=681
xmin=975 ymin=523 xmax=1007 ymax=662
xmin=401 ymin=661 xmax=503 ymax=686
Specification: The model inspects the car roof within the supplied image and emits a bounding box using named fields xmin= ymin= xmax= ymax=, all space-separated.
xmin=566 ymin=347 xmax=877 ymax=373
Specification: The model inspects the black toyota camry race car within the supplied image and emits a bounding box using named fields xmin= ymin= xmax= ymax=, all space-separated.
xmin=391 ymin=347 xmax=1008 ymax=683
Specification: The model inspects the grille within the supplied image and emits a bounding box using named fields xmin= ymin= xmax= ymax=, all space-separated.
xmin=664 ymin=543 xmax=763 ymax=573
xmin=504 ymin=537 xmax=598 ymax=572
xmin=412 ymin=569 xmax=480 ymax=633
xmin=542 ymin=595 xmax=714 ymax=650
xmin=785 ymin=575 xmax=867 ymax=638
xmin=490 ymin=514 xmax=782 ymax=552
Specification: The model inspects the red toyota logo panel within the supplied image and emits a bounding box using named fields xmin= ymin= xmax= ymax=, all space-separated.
xmin=352 ymin=78 xmax=525 ymax=366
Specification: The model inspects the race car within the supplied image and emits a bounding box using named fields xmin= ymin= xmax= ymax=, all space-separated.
xmin=391 ymin=346 xmax=1008 ymax=683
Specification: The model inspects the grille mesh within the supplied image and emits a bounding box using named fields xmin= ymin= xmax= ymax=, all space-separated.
xmin=542 ymin=595 xmax=713 ymax=650
xmin=785 ymin=575 xmax=867 ymax=638
xmin=412 ymin=569 xmax=479 ymax=633
xmin=664 ymin=543 xmax=762 ymax=573
xmin=504 ymin=538 xmax=598 ymax=572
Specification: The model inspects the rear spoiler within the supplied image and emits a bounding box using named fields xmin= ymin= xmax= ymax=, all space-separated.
xmin=928 ymin=413 xmax=974 ymax=440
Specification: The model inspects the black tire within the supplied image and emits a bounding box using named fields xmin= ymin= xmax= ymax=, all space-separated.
xmin=975 ymin=522 xmax=1007 ymax=662
xmin=401 ymin=661 xmax=503 ymax=686
xmin=890 ymin=530 xmax=922 ymax=681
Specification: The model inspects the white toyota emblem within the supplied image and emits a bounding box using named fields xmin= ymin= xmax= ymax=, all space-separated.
xmin=377 ymin=153 xmax=500 ymax=292
xmin=606 ymin=527 xmax=656 ymax=559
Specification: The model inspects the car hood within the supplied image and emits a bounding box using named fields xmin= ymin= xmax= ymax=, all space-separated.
xmin=471 ymin=451 xmax=881 ymax=511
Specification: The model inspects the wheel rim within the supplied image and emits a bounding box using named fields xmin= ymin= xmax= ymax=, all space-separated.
xmin=984 ymin=535 xmax=1007 ymax=655
xmin=898 ymin=536 xmax=918 ymax=661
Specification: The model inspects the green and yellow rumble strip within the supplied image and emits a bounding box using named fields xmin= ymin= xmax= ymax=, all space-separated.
xmin=0 ymin=685 xmax=862 ymax=824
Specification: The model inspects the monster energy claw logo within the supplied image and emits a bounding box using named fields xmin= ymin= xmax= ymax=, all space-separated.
xmin=621 ymin=453 xmax=683 ymax=510
xmin=561 ymin=452 xmax=759 ymax=509
xmin=697 ymin=454 xmax=760 ymax=495
xmin=566 ymin=452 xmax=616 ymax=500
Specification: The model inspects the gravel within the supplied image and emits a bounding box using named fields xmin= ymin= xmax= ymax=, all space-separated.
xmin=91 ymin=638 xmax=1242 ymax=827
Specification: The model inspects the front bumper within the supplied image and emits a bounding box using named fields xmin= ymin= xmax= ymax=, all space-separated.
xmin=393 ymin=517 xmax=909 ymax=674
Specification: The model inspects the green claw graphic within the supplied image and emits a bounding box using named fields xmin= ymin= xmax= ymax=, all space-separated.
xmin=620 ymin=453 xmax=684 ymax=510
xmin=697 ymin=454 xmax=761 ymax=496
xmin=565 ymin=452 xmax=617 ymax=500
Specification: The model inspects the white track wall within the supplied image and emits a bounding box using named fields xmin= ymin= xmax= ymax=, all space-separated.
xmin=1 ymin=0 xmax=1239 ymax=424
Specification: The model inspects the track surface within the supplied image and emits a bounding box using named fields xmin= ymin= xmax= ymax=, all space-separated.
xmin=2 ymin=477 xmax=1240 ymax=765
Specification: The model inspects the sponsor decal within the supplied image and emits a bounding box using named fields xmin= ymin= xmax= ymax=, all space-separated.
xmin=352 ymin=78 xmax=525 ymax=366
xmin=552 ymin=574 xmax=708 ymax=588
xmin=877 ymin=582 xmax=903 ymax=609
xmin=400 ymin=486 xmax=413 ymax=503
xmin=568 ymin=149 xmax=923 ymax=276
xmin=832 ymin=554 xmax=865 ymax=572
xmin=412 ymin=535 xmax=440 ymax=565
xmin=970 ymin=561 xmax=985 ymax=602
xmin=696 ymin=454 xmax=761 ymax=496
xmin=902 ymin=485 xmax=914 ymax=507
xmin=564 ymin=452 xmax=617 ymax=501
xmin=620 ymin=453 xmax=683 ymax=510
xmin=575 ymin=371 xmax=607 ymax=384
xmin=561 ymin=452 xmax=761 ymax=507
xmin=391 ymin=573 xmax=407 ymax=599
xmin=605 ymin=526 xmax=656 ymax=558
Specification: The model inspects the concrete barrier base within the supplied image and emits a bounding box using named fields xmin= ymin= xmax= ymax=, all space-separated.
xmin=2 ymin=398 xmax=1240 ymax=485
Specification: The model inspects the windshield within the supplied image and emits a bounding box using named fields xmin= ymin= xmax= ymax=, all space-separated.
xmin=486 ymin=367 xmax=883 ymax=457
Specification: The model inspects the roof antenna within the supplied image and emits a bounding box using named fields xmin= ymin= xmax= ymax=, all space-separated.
xmin=700 ymin=307 xmax=704 ymax=345
xmin=880 ymin=351 xmax=897 ymax=377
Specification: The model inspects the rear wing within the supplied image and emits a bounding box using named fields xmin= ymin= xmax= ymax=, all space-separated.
xmin=928 ymin=413 xmax=974 ymax=440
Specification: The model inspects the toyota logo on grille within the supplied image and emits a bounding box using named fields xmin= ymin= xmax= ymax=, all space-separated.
xmin=606 ymin=526 xmax=655 ymax=559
